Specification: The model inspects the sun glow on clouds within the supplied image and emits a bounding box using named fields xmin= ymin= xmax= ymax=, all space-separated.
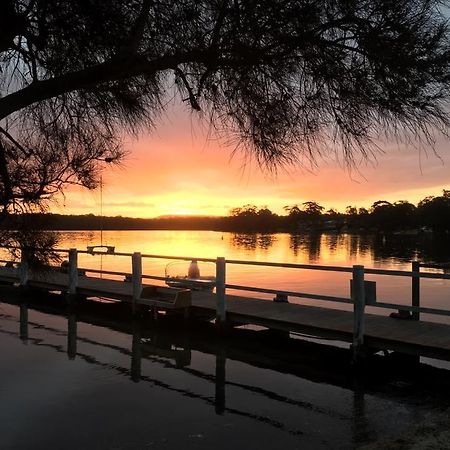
xmin=53 ymin=105 xmax=450 ymax=218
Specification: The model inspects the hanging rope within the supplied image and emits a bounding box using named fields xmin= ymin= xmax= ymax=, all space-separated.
xmin=100 ymin=174 xmax=103 ymax=279
xmin=100 ymin=174 xmax=104 ymax=248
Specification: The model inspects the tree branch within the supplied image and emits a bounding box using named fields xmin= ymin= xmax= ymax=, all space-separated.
xmin=0 ymin=141 xmax=13 ymax=212
xmin=175 ymin=67 xmax=201 ymax=110
xmin=0 ymin=50 xmax=209 ymax=120
xmin=119 ymin=0 xmax=153 ymax=56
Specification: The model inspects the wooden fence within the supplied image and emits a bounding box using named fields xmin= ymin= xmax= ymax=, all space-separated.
xmin=1 ymin=246 xmax=450 ymax=355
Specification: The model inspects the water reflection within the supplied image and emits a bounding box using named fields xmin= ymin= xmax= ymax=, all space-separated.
xmin=8 ymin=303 xmax=348 ymax=437
xmin=141 ymin=329 xmax=192 ymax=368
xmin=230 ymin=233 xmax=276 ymax=251
xmin=19 ymin=302 xmax=28 ymax=342
xmin=372 ymin=234 xmax=417 ymax=262
xmin=289 ymin=233 xmax=321 ymax=262
xmin=229 ymin=231 xmax=450 ymax=267
xmin=131 ymin=319 xmax=142 ymax=382
xmin=67 ymin=312 xmax=77 ymax=360
xmin=3 ymin=300 xmax=449 ymax=449
xmin=215 ymin=345 xmax=226 ymax=415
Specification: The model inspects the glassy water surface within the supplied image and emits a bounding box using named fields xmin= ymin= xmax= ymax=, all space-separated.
xmin=0 ymin=301 xmax=448 ymax=450
xmin=1 ymin=231 xmax=450 ymax=449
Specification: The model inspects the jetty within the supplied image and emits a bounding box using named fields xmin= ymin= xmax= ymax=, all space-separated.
xmin=0 ymin=247 xmax=449 ymax=362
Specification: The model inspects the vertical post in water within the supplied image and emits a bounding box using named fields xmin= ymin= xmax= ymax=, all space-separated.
xmin=215 ymin=257 xmax=226 ymax=325
xmin=411 ymin=261 xmax=420 ymax=321
xmin=68 ymin=248 xmax=78 ymax=295
xmin=19 ymin=248 xmax=29 ymax=287
xmin=352 ymin=265 xmax=366 ymax=362
xmin=132 ymin=252 xmax=142 ymax=314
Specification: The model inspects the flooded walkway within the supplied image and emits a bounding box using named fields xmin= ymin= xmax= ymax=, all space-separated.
xmin=0 ymin=299 xmax=449 ymax=450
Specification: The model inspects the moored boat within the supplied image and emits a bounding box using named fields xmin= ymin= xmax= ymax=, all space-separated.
xmin=165 ymin=260 xmax=216 ymax=291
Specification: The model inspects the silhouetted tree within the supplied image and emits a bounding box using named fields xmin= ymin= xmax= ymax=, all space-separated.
xmin=228 ymin=204 xmax=278 ymax=231
xmin=304 ymin=201 xmax=325 ymax=229
xmin=346 ymin=206 xmax=370 ymax=230
xmin=391 ymin=200 xmax=417 ymax=229
xmin=302 ymin=201 xmax=325 ymax=216
xmin=358 ymin=208 xmax=369 ymax=216
xmin=283 ymin=204 xmax=304 ymax=230
xmin=369 ymin=200 xmax=417 ymax=231
xmin=326 ymin=208 xmax=338 ymax=216
xmin=1 ymin=0 xmax=449 ymax=216
xmin=345 ymin=205 xmax=359 ymax=228
xmin=370 ymin=200 xmax=394 ymax=230
xmin=418 ymin=191 xmax=450 ymax=232
xmin=356 ymin=207 xmax=370 ymax=229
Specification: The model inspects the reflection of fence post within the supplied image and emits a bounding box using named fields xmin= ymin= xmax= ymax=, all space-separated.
xmin=216 ymin=257 xmax=226 ymax=324
xmin=411 ymin=261 xmax=420 ymax=321
xmin=19 ymin=248 xmax=29 ymax=286
xmin=68 ymin=248 xmax=78 ymax=294
xmin=19 ymin=302 xmax=28 ymax=342
xmin=352 ymin=265 xmax=365 ymax=362
xmin=67 ymin=313 xmax=77 ymax=360
xmin=131 ymin=319 xmax=142 ymax=382
xmin=215 ymin=347 xmax=226 ymax=415
xmin=132 ymin=252 xmax=142 ymax=314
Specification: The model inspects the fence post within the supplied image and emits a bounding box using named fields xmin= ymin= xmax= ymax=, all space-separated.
xmin=352 ymin=265 xmax=366 ymax=362
xmin=411 ymin=261 xmax=420 ymax=321
xmin=68 ymin=248 xmax=78 ymax=295
xmin=19 ymin=248 xmax=29 ymax=287
xmin=216 ymin=257 xmax=226 ymax=324
xmin=132 ymin=252 xmax=142 ymax=314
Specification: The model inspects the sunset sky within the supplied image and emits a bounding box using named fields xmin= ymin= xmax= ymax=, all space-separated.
xmin=54 ymin=102 xmax=450 ymax=218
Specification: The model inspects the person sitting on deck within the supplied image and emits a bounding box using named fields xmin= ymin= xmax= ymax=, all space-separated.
xmin=188 ymin=260 xmax=200 ymax=279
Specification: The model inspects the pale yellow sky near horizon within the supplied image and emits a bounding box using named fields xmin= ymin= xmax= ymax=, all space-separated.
xmin=52 ymin=104 xmax=450 ymax=218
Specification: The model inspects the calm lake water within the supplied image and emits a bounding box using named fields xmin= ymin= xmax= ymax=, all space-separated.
xmin=1 ymin=230 xmax=449 ymax=449
xmin=57 ymin=230 xmax=450 ymax=321
xmin=0 ymin=300 xmax=449 ymax=450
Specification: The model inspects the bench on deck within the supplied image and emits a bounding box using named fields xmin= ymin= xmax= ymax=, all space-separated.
xmin=138 ymin=285 xmax=191 ymax=310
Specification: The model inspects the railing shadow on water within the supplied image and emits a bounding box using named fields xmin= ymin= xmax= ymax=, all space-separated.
xmin=0 ymin=301 xmax=450 ymax=444
xmin=2 ymin=296 xmax=449 ymax=448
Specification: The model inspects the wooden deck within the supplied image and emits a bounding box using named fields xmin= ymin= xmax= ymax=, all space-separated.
xmin=1 ymin=267 xmax=449 ymax=361
xmin=192 ymin=291 xmax=450 ymax=360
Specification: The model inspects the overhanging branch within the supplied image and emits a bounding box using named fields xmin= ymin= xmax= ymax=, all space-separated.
xmin=0 ymin=49 xmax=213 ymax=120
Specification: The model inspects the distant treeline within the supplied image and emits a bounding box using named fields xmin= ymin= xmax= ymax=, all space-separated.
xmin=4 ymin=189 xmax=450 ymax=233
xmin=226 ymin=190 xmax=450 ymax=233
xmin=0 ymin=214 xmax=224 ymax=231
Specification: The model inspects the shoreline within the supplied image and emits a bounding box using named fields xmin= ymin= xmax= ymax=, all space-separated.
xmin=359 ymin=409 xmax=450 ymax=449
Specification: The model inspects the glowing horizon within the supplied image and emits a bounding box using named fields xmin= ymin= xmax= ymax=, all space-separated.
xmin=52 ymin=105 xmax=450 ymax=219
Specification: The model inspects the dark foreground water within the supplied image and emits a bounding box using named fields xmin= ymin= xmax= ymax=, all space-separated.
xmin=1 ymin=296 xmax=449 ymax=450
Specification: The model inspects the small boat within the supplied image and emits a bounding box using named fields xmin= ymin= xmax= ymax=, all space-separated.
xmin=165 ymin=260 xmax=216 ymax=291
